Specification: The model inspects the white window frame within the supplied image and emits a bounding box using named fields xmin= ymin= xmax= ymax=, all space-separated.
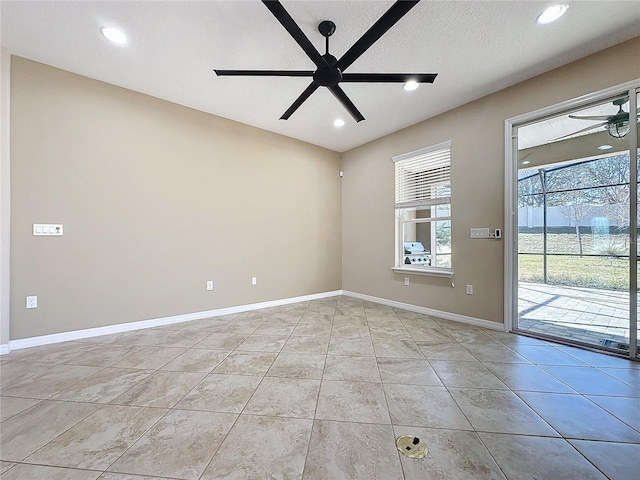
xmin=392 ymin=141 xmax=453 ymax=277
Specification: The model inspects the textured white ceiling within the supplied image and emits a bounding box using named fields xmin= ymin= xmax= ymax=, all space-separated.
xmin=2 ymin=1 xmax=639 ymax=152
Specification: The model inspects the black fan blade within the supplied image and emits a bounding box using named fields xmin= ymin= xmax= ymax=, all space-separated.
xmin=569 ymin=114 xmax=614 ymax=121
xmin=215 ymin=70 xmax=314 ymax=77
xmin=281 ymin=82 xmax=320 ymax=120
xmin=328 ymin=85 xmax=365 ymax=122
xmin=335 ymin=0 xmax=420 ymax=72
xmin=341 ymin=73 xmax=437 ymax=83
xmin=553 ymin=121 xmax=609 ymax=141
xmin=262 ymin=1 xmax=327 ymax=69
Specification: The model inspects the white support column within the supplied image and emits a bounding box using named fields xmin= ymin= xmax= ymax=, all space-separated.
xmin=0 ymin=48 xmax=11 ymax=354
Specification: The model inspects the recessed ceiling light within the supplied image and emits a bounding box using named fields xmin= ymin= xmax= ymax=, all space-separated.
xmin=598 ymin=144 xmax=613 ymax=151
xmin=403 ymin=80 xmax=419 ymax=92
xmin=522 ymin=160 xmax=531 ymax=165
xmin=537 ymin=4 xmax=568 ymax=24
xmin=101 ymin=26 xmax=128 ymax=45
xmin=333 ymin=118 xmax=345 ymax=127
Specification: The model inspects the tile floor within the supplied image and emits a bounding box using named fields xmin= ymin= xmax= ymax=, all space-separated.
xmin=1 ymin=296 xmax=638 ymax=480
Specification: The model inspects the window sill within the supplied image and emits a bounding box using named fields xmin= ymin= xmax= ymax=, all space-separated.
xmin=392 ymin=266 xmax=454 ymax=278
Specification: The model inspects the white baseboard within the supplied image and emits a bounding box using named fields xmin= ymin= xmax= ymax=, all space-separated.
xmin=3 ymin=288 xmax=504 ymax=354
xmin=5 ymin=290 xmax=343 ymax=353
xmin=342 ymin=290 xmax=505 ymax=331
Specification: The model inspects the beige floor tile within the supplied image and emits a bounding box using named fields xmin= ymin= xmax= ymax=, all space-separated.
xmin=332 ymin=314 xmax=367 ymax=326
xmin=598 ymin=367 xmax=640 ymax=390
xmin=0 ymin=396 xmax=42 ymax=422
xmin=513 ymin=345 xmax=587 ymax=366
xmin=377 ymin=358 xmax=443 ymax=386
xmin=160 ymin=348 xmax=230 ymax=373
xmin=517 ymin=392 xmax=640 ymax=443
xmin=569 ymin=439 xmax=640 ymax=480
xmin=482 ymin=362 xmax=576 ymax=393
xmin=404 ymin=328 xmax=453 ymax=346
xmin=108 ymin=409 xmax=237 ymax=480
xmin=1 ymin=364 xmax=102 ymax=399
xmin=110 ymin=370 xmax=206 ymax=408
xmin=297 ymin=312 xmax=333 ymax=325
xmin=330 ymin=325 xmax=370 ymax=339
xmin=25 ymin=405 xmax=167 ymax=470
xmin=541 ymin=365 xmax=640 ymax=397
xmin=462 ymin=342 xmax=529 ymax=363
xmin=0 ymin=464 xmax=102 ymax=479
xmin=303 ymin=420 xmax=402 ymax=480
xmin=418 ymin=342 xmax=479 ymax=361
xmin=201 ymin=415 xmax=313 ymax=480
xmin=266 ymin=353 xmax=326 ymax=379
xmin=111 ymin=346 xmax=187 ymax=370
xmin=586 ymin=395 xmax=640 ymax=430
xmin=194 ymin=333 xmax=249 ymax=350
xmin=53 ymin=368 xmax=153 ymax=403
xmin=252 ymin=324 xmax=296 ymax=335
xmin=327 ymin=337 xmax=375 ymax=356
xmin=244 ymin=377 xmax=321 ymax=418
xmin=429 ymin=360 xmax=509 ymax=390
xmin=281 ymin=336 xmax=330 ymax=355
xmin=448 ymin=388 xmax=558 ymax=436
xmin=208 ymin=324 xmax=259 ymax=335
xmin=323 ymin=355 xmax=381 ymax=383
xmin=0 ymin=400 xmax=101 ymax=461
xmin=98 ymin=473 xmax=176 ymax=480
xmin=5 ymin=342 xmax=94 ymax=364
xmin=0 ymin=461 xmax=15 ymax=474
xmin=369 ymin=325 xmax=413 ymax=340
xmin=0 ymin=361 xmax=58 ymax=389
xmin=316 ymin=380 xmax=390 ymax=424
xmin=176 ymin=373 xmax=261 ymax=413
xmin=291 ymin=324 xmax=332 ymax=337
xmin=398 ymin=315 xmax=441 ymax=329
xmin=480 ymin=433 xmax=607 ymax=480
xmin=212 ymin=351 xmax=277 ymax=376
xmin=236 ymin=334 xmax=289 ymax=353
xmin=372 ymin=337 xmax=425 ymax=358
xmin=384 ymin=384 xmax=471 ymax=430
xmin=393 ymin=426 xmax=506 ymax=480
xmin=66 ymin=345 xmax=134 ymax=367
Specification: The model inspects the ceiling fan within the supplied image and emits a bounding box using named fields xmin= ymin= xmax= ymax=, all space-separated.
xmin=214 ymin=0 xmax=437 ymax=123
xmin=558 ymin=97 xmax=636 ymax=140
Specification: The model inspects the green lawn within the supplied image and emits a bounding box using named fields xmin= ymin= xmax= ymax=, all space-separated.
xmin=518 ymin=254 xmax=630 ymax=290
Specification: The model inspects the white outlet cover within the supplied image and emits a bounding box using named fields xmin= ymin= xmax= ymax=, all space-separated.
xmin=26 ymin=295 xmax=38 ymax=308
xmin=206 ymin=281 xmax=214 ymax=291
xmin=251 ymin=277 xmax=257 ymax=285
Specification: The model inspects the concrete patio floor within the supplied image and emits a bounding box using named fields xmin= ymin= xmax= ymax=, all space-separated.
xmin=518 ymin=282 xmax=637 ymax=352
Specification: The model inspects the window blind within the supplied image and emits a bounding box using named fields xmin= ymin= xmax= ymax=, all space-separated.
xmin=394 ymin=141 xmax=451 ymax=208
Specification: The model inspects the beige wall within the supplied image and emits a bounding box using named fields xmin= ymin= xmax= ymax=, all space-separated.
xmin=341 ymin=37 xmax=640 ymax=325
xmin=10 ymin=57 xmax=342 ymax=339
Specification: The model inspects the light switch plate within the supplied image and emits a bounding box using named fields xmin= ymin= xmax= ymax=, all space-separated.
xmin=470 ymin=228 xmax=490 ymax=239
xmin=33 ymin=224 xmax=63 ymax=236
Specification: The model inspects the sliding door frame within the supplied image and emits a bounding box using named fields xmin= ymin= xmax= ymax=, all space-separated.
xmin=504 ymin=79 xmax=640 ymax=358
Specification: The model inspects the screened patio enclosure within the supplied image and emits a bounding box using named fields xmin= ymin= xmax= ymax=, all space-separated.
xmin=510 ymin=85 xmax=639 ymax=359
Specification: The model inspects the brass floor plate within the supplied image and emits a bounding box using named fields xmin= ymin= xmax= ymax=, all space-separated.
xmin=396 ymin=435 xmax=428 ymax=459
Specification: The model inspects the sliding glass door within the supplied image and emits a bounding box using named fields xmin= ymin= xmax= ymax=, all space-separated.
xmin=511 ymin=85 xmax=639 ymax=358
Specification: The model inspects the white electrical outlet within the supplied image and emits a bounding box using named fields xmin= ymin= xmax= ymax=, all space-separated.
xmin=251 ymin=277 xmax=257 ymax=286
xmin=26 ymin=295 xmax=37 ymax=308
xmin=404 ymin=277 xmax=410 ymax=286
xmin=466 ymin=285 xmax=473 ymax=295
xmin=206 ymin=281 xmax=214 ymax=291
